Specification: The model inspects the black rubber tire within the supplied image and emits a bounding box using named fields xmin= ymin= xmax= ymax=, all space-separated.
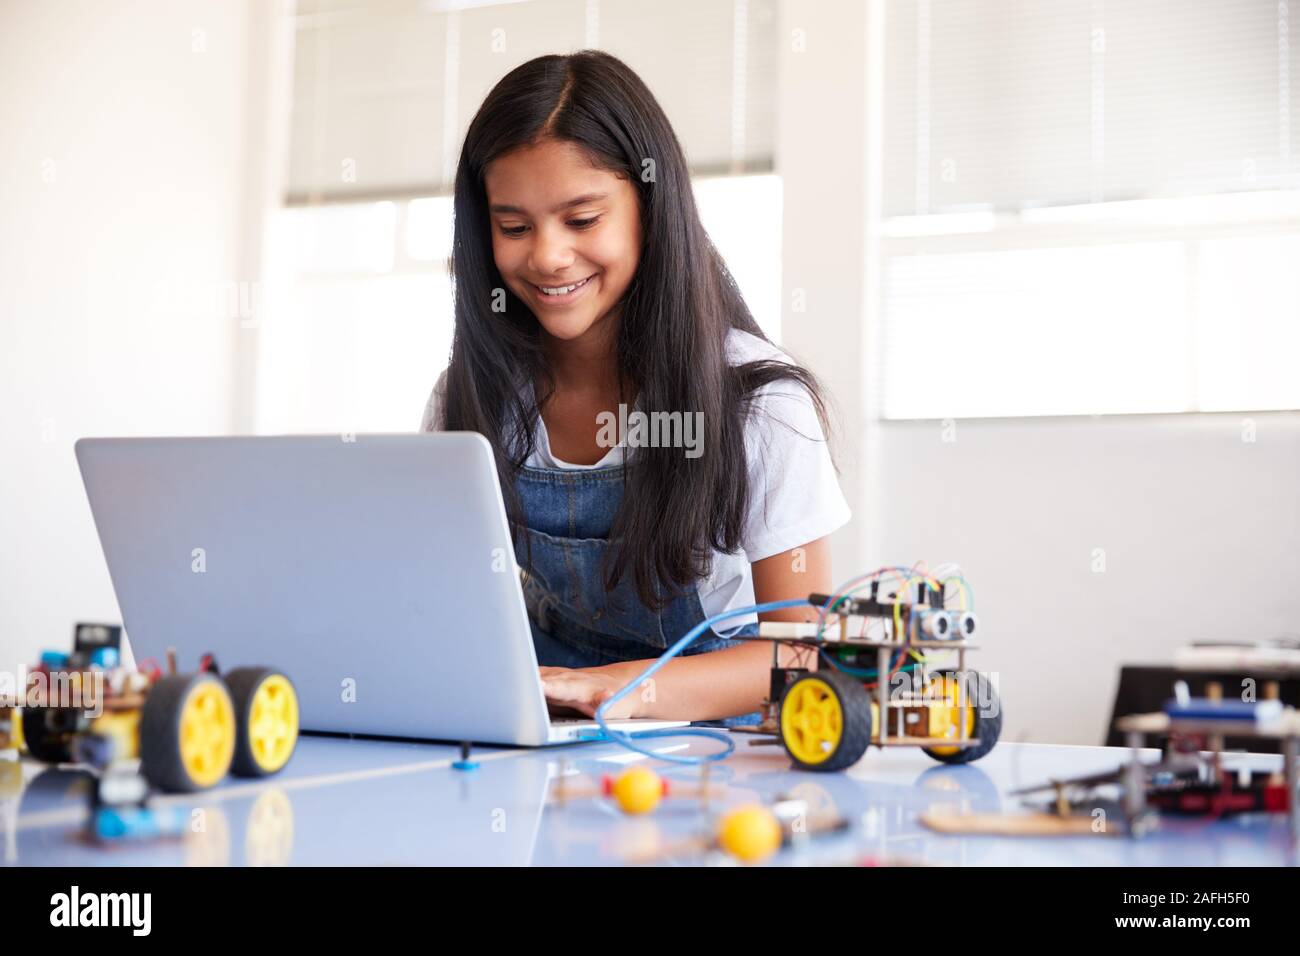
xmin=21 ymin=706 xmax=89 ymax=764
xmin=924 ymin=670 xmax=1002 ymax=764
xmin=779 ymin=669 xmax=873 ymax=772
xmin=225 ymin=667 xmax=298 ymax=777
xmin=139 ymin=673 xmax=235 ymax=792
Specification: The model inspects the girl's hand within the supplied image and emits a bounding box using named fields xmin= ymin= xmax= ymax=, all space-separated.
xmin=538 ymin=666 xmax=640 ymax=719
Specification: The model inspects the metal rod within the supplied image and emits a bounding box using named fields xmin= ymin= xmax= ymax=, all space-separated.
xmin=1284 ymin=732 xmax=1299 ymax=843
xmin=1124 ymin=729 xmax=1146 ymax=828
xmin=958 ymin=647 xmax=968 ymax=743
xmin=877 ymin=645 xmax=889 ymax=744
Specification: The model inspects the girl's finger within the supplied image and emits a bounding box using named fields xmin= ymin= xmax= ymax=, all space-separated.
xmin=545 ymin=679 xmax=607 ymax=714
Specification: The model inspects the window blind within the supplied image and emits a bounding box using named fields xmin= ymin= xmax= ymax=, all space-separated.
xmin=883 ymin=0 xmax=1300 ymax=218
xmin=287 ymin=0 xmax=778 ymax=204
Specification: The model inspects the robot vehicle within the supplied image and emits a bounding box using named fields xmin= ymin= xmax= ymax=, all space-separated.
xmin=13 ymin=623 xmax=299 ymax=794
xmin=736 ymin=578 xmax=1002 ymax=772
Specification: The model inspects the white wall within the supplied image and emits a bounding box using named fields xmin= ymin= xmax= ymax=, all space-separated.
xmin=0 ymin=0 xmax=268 ymax=676
xmin=775 ymin=0 xmax=870 ymax=583
xmin=874 ymin=413 xmax=1300 ymax=745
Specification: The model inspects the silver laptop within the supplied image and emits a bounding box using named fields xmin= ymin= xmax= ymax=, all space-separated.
xmin=74 ymin=433 xmax=686 ymax=746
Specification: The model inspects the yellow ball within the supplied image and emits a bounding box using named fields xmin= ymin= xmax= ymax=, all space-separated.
xmin=610 ymin=766 xmax=664 ymax=815
xmin=717 ymin=805 xmax=782 ymax=863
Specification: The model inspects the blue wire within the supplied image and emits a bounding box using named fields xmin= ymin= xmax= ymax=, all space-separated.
xmin=592 ymin=598 xmax=809 ymax=765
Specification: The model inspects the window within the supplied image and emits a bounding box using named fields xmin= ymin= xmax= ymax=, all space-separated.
xmin=877 ymin=0 xmax=1300 ymax=419
xmin=257 ymin=0 xmax=782 ymax=435
xmin=256 ymin=200 xmax=451 ymax=435
xmin=256 ymin=174 xmax=781 ymax=434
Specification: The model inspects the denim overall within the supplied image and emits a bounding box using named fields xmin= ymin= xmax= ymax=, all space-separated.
xmin=512 ymin=462 xmax=761 ymax=725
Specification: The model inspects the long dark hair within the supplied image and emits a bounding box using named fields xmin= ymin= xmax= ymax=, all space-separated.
xmin=443 ymin=50 xmax=834 ymax=610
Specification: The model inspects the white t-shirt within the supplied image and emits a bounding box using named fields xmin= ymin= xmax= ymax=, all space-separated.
xmin=419 ymin=328 xmax=851 ymax=634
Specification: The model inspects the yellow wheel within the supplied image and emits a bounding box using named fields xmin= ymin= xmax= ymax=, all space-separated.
xmin=778 ymin=671 xmax=872 ymax=772
xmin=141 ymin=674 xmax=236 ymax=792
xmin=0 ymin=706 xmax=23 ymax=752
xmin=923 ymin=670 xmax=1001 ymax=764
xmin=925 ymin=674 xmax=974 ymax=757
xmin=227 ymin=668 xmax=299 ymax=777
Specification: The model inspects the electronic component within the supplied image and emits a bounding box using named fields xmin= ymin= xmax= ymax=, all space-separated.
xmin=735 ymin=565 xmax=998 ymax=772
xmin=594 ymin=563 xmax=995 ymax=774
xmin=20 ymin=624 xmax=300 ymax=798
xmin=1163 ymin=697 xmax=1283 ymax=724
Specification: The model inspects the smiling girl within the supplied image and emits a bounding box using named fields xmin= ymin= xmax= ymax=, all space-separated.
xmin=421 ymin=51 xmax=850 ymax=723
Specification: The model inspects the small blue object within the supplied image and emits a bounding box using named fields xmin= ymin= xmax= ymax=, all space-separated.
xmin=1163 ymin=698 xmax=1283 ymax=722
xmin=91 ymin=805 xmax=187 ymax=842
xmin=451 ymin=742 xmax=478 ymax=770
xmin=89 ymin=647 xmax=119 ymax=668
xmin=40 ymin=651 xmax=69 ymax=668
